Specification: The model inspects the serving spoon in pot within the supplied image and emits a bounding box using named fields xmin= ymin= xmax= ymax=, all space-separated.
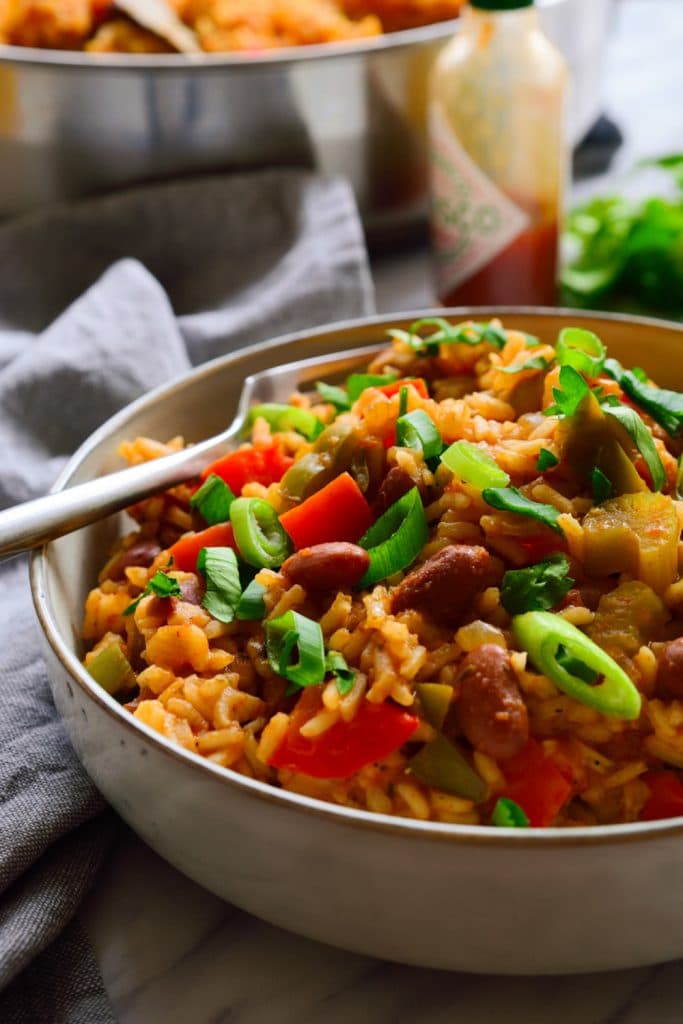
xmin=0 ymin=345 xmax=381 ymax=561
xmin=113 ymin=0 xmax=202 ymax=53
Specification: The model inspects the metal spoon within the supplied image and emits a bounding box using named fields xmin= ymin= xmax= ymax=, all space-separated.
xmin=0 ymin=345 xmax=380 ymax=561
xmin=114 ymin=0 xmax=202 ymax=53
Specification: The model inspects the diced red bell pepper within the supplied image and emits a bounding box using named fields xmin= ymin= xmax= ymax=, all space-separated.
xmin=201 ymin=443 xmax=293 ymax=495
xmin=279 ymin=472 xmax=373 ymax=549
xmin=268 ymin=695 xmax=420 ymax=779
xmin=168 ymin=523 xmax=236 ymax=573
xmin=376 ymin=378 xmax=429 ymax=400
xmin=640 ymin=771 xmax=683 ymax=821
xmin=501 ymin=739 xmax=572 ymax=827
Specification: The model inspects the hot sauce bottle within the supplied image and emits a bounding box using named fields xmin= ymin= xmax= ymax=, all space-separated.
xmin=429 ymin=0 xmax=567 ymax=306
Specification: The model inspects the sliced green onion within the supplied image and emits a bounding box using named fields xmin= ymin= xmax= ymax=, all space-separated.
xmin=346 ymin=373 xmax=398 ymax=402
xmin=500 ymin=554 xmax=574 ymax=616
xmin=190 ymin=474 xmax=235 ymax=525
xmin=491 ymin=797 xmax=529 ymax=828
xmin=591 ymin=466 xmax=613 ymax=504
xmin=246 ymin=403 xmax=323 ymax=441
xmin=265 ymin=610 xmax=326 ymax=689
xmin=198 ymin=546 xmax=242 ymax=624
xmin=441 ymin=440 xmax=510 ymax=489
xmin=512 ymin=611 xmax=642 ymax=719
xmin=230 ymin=497 xmax=291 ymax=569
xmin=602 ymin=404 xmax=666 ymax=492
xmin=555 ymin=327 xmax=606 ymax=377
xmin=537 ymin=448 xmax=559 ymax=472
xmin=235 ymin=578 xmax=267 ymax=621
xmin=396 ymin=410 xmax=442 ymax=460
xmin=523 ymin=333 xmax=542 ymax=348
xmin=87 ymin=643 xmax=136 ymax=697
xmin=398 ymin=385 xmax=409 ymax=419
xmin=499 ymin=354 xmax=552 ymax=375
xmin=325 ymin=649 xmax=356 ymax=696
xmin=123 ymin=569 xmax=182 ymax=616
xmin=358 ymin=486 xmax=428 ymax=588
xmin=315 ymin=381 xmax=351 ymax=412
xmin=482 ymin=487 xmax=564 ymax=534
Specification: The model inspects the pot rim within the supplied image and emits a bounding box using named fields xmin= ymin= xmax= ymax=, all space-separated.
xmin=31 ymin=306 xmax=683 ymax=848
xmin=0 ymin=18 xmax=455 ymax=73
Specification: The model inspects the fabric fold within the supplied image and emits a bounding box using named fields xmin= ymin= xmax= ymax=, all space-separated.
xmin=0 ymin=169 xmax=374 ymax=1022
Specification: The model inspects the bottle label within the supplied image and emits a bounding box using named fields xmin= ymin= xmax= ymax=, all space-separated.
xmin=429 ymin=103 xmax=530 ymax=297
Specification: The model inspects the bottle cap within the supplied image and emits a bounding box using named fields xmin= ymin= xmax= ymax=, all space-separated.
xmin=470 ymin=0 xmax=533 ymax=9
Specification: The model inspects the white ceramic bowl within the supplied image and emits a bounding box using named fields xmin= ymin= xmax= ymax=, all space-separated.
xmin=32 ymin=308 xmax=683 ymax=975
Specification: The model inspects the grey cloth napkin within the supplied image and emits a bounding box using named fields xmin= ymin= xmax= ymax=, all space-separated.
xmin=0 ymin=170 xmax=374 ymax=1023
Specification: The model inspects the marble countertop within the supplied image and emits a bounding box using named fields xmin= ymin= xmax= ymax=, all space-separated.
xmin=83 ymin=3 xmax=683 ymax=1020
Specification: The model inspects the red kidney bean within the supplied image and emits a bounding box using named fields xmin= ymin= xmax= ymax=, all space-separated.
xmin=655 ymin=638 xmax=683 ymax=699
xmin=390 ymin=544 xmax=501 ymax=627
xmin=457 ymin=644 xmax=529 ymax=761
xmin=282 ymin=542 xmax=370 ymax=592
xmin=102 ymin=539 xmax=161 ymax=581
xmin=373 ymin=467 xmax=416 ymax=517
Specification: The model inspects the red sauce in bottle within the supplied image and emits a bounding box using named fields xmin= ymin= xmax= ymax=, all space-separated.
xmin=439 ymin=219 xmax=559 ymax=307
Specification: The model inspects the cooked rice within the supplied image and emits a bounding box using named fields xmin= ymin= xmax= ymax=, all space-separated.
xmin=82 ymin=318 xmax=683 ymax=828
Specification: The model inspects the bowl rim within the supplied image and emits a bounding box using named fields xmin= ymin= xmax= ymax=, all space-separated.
xmin=31 ymin=305 xmax=683 ymax=848
xmin=0 ymin=17 xmax=455 ymax=72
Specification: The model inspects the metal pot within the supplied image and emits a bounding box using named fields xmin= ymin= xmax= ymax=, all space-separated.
xmin=0 ymin=0 xmax=612 ymax=241
xmin=0 ymin=25 xmax=452 ymax=242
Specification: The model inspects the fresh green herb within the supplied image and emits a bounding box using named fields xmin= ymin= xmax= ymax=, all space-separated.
xmin=555 ymin=327 xmax=606 ymax=377
xmin=396 ymin=410 xmax=442 ymax=460
xmin=604 ymin=357 xmax=683 ymax=437
xmin=500 ymin=554 xmax=574 ymax=616
xmin=512 ymin=611 xmax=641 ymax=720
xmin=235 ymin=578 xmax=267 ymax=621
xmin=190 ymin=474 xmax=235 ymax=526
xmin=324 ymin=649 xmax=356 ymax=696
xmin=602 ymin=404 xmax=666 ymax=492
xmin=491 ymin=797 xmax=530 ymax=828
xmin=388 ymin=318 xmax=507 ymax=356
xmin=123 ymin=568 xmax=182 ymax=616
xmin=198 ymin=546 xmax=242 ymax=624
xmin=246 ymin=403 xmax=323 ymax=441
xmin=441 ymin=440 xmax=510 ymax=489
xmin=561 ymin=157 xmax=683 ymax=316
xmin=358 ymin=487 xmax=428 ymax=588
xmin=591 ymin=466 xmax=613 ymax=504
xmin=536 ymin=448 xmax=559 ymax=472
xmin=230 ymin=497 xmax=291 ymax=568
xmin=482 ymin=487 xmax=564 ymax=535
xmin=346 ymin=373 xmax=398 ymax=401
xmin=499 ymin=354 xmax=552 ymax=375
xmin=544 ymin=365 xmax=590 ymax=418
xmin=315 ymin=381 xmax=351 ymax=412
xmin=265 ymin=610 xmax=326 ymax=690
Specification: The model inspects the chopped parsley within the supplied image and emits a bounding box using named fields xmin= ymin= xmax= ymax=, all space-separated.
xmin=123 ymin=566 xmax=182 ymax=616
xmin=500 ymin=554 xmax=574 ymax=616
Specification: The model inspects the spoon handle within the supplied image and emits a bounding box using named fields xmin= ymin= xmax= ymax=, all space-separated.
xmin=0 ymin=436 xmax=227 ymax=560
